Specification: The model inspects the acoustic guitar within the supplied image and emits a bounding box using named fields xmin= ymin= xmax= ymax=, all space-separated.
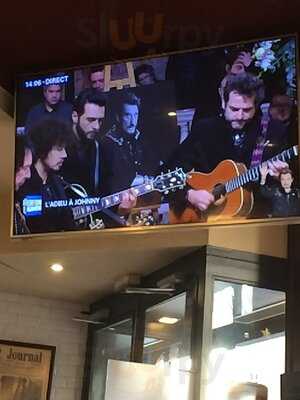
xmin=169 ymin=145 xmax=298 ymax=224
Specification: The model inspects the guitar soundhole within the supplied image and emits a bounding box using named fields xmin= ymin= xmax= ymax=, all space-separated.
xmin=212 ymin=183 xmax=226 ymax=201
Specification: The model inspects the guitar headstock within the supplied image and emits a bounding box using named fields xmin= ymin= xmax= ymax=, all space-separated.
xmin=152 ymin=168 xmax=186 ymax=194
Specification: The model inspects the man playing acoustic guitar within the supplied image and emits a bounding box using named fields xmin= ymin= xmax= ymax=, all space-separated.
xmin=168 ymin=72 xmax=289 ymax=221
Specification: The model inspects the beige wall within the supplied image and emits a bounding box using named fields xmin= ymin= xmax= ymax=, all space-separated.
xmin=0 ymin=86 xmax=13 ymax=116
xmin=0 ymin=291 xmax=87 ymax=400
xmin=208 ymin=225 xmax=288 ymax=258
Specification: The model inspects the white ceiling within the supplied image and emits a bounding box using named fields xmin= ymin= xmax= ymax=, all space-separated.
xmin=0 ymin=247 xmax=197 ymax=303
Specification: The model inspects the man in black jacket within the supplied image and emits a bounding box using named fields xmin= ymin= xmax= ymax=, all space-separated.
xmin=260 ymin=166 xmax=300 ymax=217
xmin=168 ymin=72 xmax=288 ymax=215
xmin=101 ymin=90 xmax=160 ymax=195
xmin=26 ymin=82 xmax=72 ymax=131
xmin=61 ymin=88 xmax=106 ymax=196
xmin=61 ymin=88 xmax=136 ymax=225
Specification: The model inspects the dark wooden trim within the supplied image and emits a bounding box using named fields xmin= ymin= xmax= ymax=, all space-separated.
xmin=281 ymin=225 xmax=300 ymax=400
xmin=80 ymin=325 xmax=95 ymax=400
xmin=206 ymin=245 xmax=288 ymax=291
xmin=0 ymin=339 xmax=56 ymax=352
xmin=90 ymin=246 xmax=287 ymax=316
xmin=142 ymin=248 xmax=207 ymax=287
xmin=90 ymin=248 xmax=206 ymax=313
xmin=206 ymin=245 xmax=287 ymax=269
xmin=130 ymin=302 xmax=146 ymax=363
xmin=84 ymin=245 xmax=288 ymax=400
xmin=84 ymin=248 xmax=207 ymax=400
xmin=89 ymin=248 xmax=207 ymax=331
xmin=286 ymin=224 xmax=300 ymax=373
xmin=189 ymin=253 xmax=207 ymax=400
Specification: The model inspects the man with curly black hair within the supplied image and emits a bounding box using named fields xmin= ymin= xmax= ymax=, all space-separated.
xmin=19 ymin=119 xmax=75 ymax=233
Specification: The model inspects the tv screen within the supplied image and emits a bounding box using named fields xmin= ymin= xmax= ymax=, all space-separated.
xmin=13 ymin=35 xmax=299 ymax=236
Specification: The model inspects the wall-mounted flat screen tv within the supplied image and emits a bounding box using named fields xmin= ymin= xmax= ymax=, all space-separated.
xmin=13 ymin=35 xmax=299 ymax=236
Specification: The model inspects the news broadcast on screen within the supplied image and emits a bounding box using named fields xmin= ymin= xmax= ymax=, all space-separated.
xmin=13 ymin=35 xmax=299 ymax=236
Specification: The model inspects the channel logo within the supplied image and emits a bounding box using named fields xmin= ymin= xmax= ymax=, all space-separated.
xmin=23 ymin=195 xmax=42 ymax=217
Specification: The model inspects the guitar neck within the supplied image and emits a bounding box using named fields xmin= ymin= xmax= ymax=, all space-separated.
xmin=225 ymin=145 xmax=298 ymax=194
xmin=72 ymin=182 xmax=154 ymax=220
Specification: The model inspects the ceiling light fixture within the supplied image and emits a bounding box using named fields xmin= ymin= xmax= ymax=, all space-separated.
xmin=124 ymin=287 xmax=175 ymax=295
xmin=50 ymin=263 xmax=64 ymax=272
xmin=158 ymin=317 xmax=179 ymax=325
xmin=72 ymin=317 xmax=104 ymax=325
xmin=143 ymin=338 xmax=164 ymax=348
xmin=168 ymin=111 xmax=177 ymax=117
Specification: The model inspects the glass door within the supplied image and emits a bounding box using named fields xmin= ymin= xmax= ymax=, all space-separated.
xmin=142 ymin=292 xmax=193 ymax=400
xmin=207 ymin=281 xmax=285 ymax=400
xmin=89 ymin=318 xmax=133 ymax=400
xmin=201 ymin=253 xmax=286 ymax=400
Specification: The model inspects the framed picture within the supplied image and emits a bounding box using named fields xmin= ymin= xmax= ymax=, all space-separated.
xmin=0 ymin=340 xmax=56 ymax=400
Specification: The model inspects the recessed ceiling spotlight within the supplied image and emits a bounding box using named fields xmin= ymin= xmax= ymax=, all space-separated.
xmin=50 ymin=263 xmax=64 ymax=272
xmin=158 ymin=317 xmax=179 ymax=325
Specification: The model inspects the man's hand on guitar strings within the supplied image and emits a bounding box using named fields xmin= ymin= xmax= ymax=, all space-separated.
xmin=118 ymin=189 xmax=137 ymax=215
xmin=187 ymin=189 xmax=215 ymax=211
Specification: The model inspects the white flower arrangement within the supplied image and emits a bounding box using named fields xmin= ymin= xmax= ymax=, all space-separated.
xmin=253 ymin=40 xmax=280 ymax=72
xmin=252 ymin=38 xmax=296 ymax=97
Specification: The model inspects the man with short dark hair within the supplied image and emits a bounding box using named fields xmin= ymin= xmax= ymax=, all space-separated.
xmin=269 ymin=94 xmax=293 ymax=124
xmin=195 ymin=72 xmax=271 ymax=171
xmin=25 ymin=82 xmax=73 ymax=131
xmin=134 ymin=64 xmax=157 ymax=86
xmin=19 ymin=119 xmax=75 ymax=233
xmin=89 ymin=66 xmax=105 ymax=91
xmin=260 ymin=166 xmax=300 ymax=217
xmin=269 ymin=92 xmax=297 ymax=145
xmin=61 ymin=88 xmax=136 ymax=222
xmin=62 ymin=88 xmax=106 ymax=195
xmin=168 ymin=72 xmax=288 ymax=214
xmin=14 ymin=135 xmax=33 ymax=234
xmin=101 ymin=90 xmax=159 ymax=195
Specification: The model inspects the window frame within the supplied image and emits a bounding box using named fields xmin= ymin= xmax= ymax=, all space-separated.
xmin=82 ymin=246 xmax=288 ymax=400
